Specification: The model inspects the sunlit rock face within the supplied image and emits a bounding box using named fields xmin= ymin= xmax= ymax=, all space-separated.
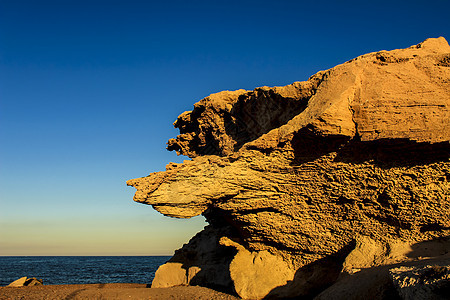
xmin=127 ymin=37 xmax=450 ymax=299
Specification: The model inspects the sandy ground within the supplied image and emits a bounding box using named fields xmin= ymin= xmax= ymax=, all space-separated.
xmin=0 ymin=283 xmax=240 ymax=300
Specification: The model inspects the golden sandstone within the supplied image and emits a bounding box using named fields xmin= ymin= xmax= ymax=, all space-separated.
xmin=128 ymin=38 xmax=450 ymax=299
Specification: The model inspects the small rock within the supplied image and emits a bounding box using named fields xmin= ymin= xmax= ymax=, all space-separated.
xmin=7 ymin=277 xmax=27 ymax=287
xmin=6 ymin=276 xmax=43 ymax=287
xmin=390 ymin=264 xmax=450 ymax=300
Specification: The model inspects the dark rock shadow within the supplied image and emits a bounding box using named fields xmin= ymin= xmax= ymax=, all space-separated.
xmin=334 ymin=139 xmax=450 ymax=168
xmin=170 ymin=88 xmax=311 ymax=157
xmin=164 ymin=223 xmax=239 ymax=296
xmin=290 ymin=126 xmax=351 ymax=165
xmin=225 ymin=89 xmax=310 ymax=153
xmin=407 ymin=236 xmax=450 ymax=259
xmin=64 ymin=288 xmax=88 ymax=300
xmin=264 ymin=241 xmax=356 ymax=299
xmin=289 ymin=128 xmax=450 ymax=168
xmin=188 ymin=245 xmax=238 ymax=295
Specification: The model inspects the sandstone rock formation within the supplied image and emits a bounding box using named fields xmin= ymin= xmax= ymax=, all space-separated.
xmin=127 ymin=37 xmax=450 ymax=299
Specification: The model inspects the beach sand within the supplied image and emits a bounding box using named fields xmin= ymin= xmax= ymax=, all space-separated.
xmin=0 ymin=283 xmax=240 ymax=299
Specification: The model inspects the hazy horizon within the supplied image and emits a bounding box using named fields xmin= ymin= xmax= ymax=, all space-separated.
xmin=1 ymin=0 xmax=449 ymax=256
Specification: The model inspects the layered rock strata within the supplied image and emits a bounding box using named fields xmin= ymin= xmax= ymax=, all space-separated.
xmin=127 ymin=37 xmax=450 ymax=299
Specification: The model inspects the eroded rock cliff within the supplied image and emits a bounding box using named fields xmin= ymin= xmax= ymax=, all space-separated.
xmin=127 ymin=37 xmax=450 ymax=299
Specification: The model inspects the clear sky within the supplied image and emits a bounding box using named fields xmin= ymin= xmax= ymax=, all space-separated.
xmin=0 ymin=0 xmax=449 ymax=256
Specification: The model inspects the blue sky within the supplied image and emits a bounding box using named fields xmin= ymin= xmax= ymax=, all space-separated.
xmin=0 ymin=0 xmax=449 ymax=255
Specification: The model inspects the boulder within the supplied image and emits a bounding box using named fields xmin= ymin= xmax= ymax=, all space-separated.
xmin=24 ymin=277 xmax=43 ymax=286
xmin=7 ymin=277 xmax=43 ymax=287
xmin=7 ymin=277 xmax=27 ymax=287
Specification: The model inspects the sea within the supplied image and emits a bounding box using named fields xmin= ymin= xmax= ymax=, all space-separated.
xmin=0 ymin=256 xmax=171 ymax=286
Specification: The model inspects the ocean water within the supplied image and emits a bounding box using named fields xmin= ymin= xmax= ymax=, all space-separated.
xmin=0 ymin=256 xmax=170 ymax=286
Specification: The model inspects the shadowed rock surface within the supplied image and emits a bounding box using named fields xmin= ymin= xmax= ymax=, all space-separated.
xmin=128 ymin=37 xmax=450 ymax=299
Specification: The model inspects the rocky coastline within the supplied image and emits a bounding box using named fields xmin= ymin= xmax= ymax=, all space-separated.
xmin=2 ymin=37 xmax=449 ymax=300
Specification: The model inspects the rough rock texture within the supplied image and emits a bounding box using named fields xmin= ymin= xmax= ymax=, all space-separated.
xmin=7 ymin=277 xmax=43 ymax=287
xmin=128 ymin=37 xmax=450 ymax=299
xmin=7 ymin=277 xmax=27 ymax=287
xmin=390 ymin=263 xmax=450 ymax=300
xmin=315 ymin=239 xmax=450 ymax=300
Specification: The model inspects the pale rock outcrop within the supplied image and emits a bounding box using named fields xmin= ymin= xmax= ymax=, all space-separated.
xmin=128 ymin=37 xmax=450 ymax=299
xmin=7 ymin=277 xmax=27 ymax=287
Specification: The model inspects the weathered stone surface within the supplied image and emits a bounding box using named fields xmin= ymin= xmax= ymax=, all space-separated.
xmin=24 ymin=278 xmax=43 ymax=286
xmin=128 ymin=37 xmax=450 ymax=299
xmin=151 ymin=225 xmax=238 ymax=291
xmin=151 ymin=263 xmax=188 ymax=288
xmin=7 ymin=277 xmax=43 ymax=287
xmin=221 ymin=237 xmax=295 ymax=299
xmin=316 ymin=251 xmax=450 ymax=299
xmin=7 ymin=277 xmax=27 ymax=287
xmin=390 ymin=264 xmax=450 ymax=300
